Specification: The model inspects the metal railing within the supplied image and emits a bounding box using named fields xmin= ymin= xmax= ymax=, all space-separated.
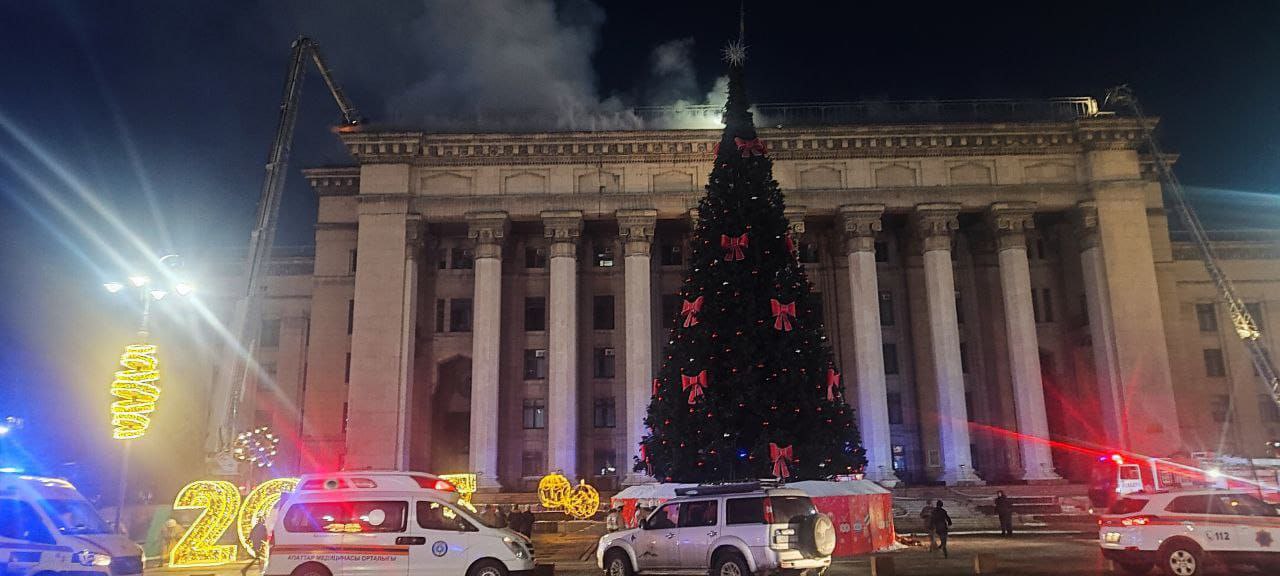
xmin=633 ymin=97 xmax=1100 ymax=128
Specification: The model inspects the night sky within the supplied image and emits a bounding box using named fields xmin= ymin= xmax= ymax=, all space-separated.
xmin=0 ymin=0 xmax=1277 ymax=492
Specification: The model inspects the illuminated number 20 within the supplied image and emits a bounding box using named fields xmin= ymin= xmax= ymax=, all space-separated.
xmin=236 ymin=478 xmax=301 ymax=558
xmin=170 ymin=480 xmax=240 ymax=567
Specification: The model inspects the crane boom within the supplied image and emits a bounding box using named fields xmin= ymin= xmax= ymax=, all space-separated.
xmin=205 ymin=36 xmax=361 ymax=466
xmin=1103 ymin=85 xmax=1280 ymax=412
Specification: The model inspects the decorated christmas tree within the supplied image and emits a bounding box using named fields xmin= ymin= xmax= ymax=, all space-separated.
xmin=637 ymin=41 xmax=866 ymax=483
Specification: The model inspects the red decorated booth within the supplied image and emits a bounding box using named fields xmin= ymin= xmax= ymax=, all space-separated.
xmin=610 ymin=480 xmax=896 ymax=556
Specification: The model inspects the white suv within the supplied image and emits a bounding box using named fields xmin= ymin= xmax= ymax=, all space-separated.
xmin=596 ymin=483 xmax=835 ymax=576
xmin=1098 ymin=489 xmax=1280 ymax=575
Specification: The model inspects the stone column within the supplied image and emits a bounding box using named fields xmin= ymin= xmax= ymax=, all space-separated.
xmin=275 ymin=314 xmax=310 ymax=473
xmin=1074 ymin=201 xmax=1126 ymax=448
xmin=988 ymin=202 xmax=1062 ymax=482
xmin=347 ymin=192 xmax=421 ymax=470
xmin=913 ymin=203 xmax=983 ymax=485
xmin=618 ymin=209 xmax=657 ymax=485
xmin=543 ymin=211 xmax=583 ymax=478
xmin=467 ymin=211 xmax=509 ymax=489
xmin=840 ymin=205 xmax=900 ymax=486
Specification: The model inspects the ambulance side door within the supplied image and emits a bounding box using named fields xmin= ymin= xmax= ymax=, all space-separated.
xmin=409 ymin=500 xmax=474 ymax=576
xmin=343 ymin=500 xmax=410 ymax=576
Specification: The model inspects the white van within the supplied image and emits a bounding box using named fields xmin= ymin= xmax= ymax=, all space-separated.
xmin=266 ymin=471 xmax=538 ymax=576
xmin=0 ymin=472 xmax=143 ymax=576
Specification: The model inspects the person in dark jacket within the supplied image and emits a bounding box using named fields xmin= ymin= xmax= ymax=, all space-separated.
xmin=930 ymin=500 xmax=953 ymax=558
xmin=994 ymin=491 xmax=1014 ymax=536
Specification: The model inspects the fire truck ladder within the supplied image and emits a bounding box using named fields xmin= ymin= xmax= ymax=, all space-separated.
xmin=206 ymin=36 xmax=361 ymax=463
xmin=1103 ymin=85 xmax=1280 ymax=413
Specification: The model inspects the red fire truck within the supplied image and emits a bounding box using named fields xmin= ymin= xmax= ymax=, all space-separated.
xmin=1089 ymin=453 xmax=1280 ymax=513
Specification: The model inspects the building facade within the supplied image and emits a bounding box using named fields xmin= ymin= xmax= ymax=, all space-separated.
xmin=236 ymin=99 xmax=1280 ymax=488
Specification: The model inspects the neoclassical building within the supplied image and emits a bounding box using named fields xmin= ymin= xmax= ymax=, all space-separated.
xmin=225 ymin=99 xmax=1280 ymax=488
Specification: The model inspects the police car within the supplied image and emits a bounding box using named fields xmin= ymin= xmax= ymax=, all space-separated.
xmin=0 ymin=472 xmax=143 ymax=576
xmin=266 ymin=471 xmax=538 ymax=576
xmin=1098 ymin=489 xmax=1280 ymax=575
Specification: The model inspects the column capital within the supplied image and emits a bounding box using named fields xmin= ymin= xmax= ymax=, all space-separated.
xmin=687 ymin=208 xmax=700 ymax=227
xmin=911 ymin=203 xmax=961 ymax=253
xmin=986 ymin=201 xmax=1037 ymax=252
xmin=616 ymin=209 xmax=658 ymax=257
xmin=839 ymin=204 xmax=885 ymax=253
xmin=542 ymin=210 xmax=583 ymax=258
xmin=406 ymin=214 xmax=426 ymax=252
xmin=783 ymin=206 xmax=807 ymax=236
xmin=466 ymin=211 xmax=509 ymax=259
xmin=1072 ymin=201 xmax=1101 ymax=250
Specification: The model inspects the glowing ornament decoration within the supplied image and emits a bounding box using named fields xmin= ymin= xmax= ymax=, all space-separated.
xmin=169 ymin=480 xmax=241 ymax=567
xmin=439 ymin=473 xmax=477 ymax=505
xmin=110 ymin=344 xmax=160 ymax=440
xmin=537 ymin=473 xmax=572 ymax=510
xmin=232 ymin=427 xmax=280 ymax=468
xmin=235 ymin=478 xmax=299 ymax=559
xmin=562 ymin=481 xmax=601 ymax=520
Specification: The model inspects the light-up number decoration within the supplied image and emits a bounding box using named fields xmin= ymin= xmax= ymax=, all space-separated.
xmin=169 ymin=477 xmax=300 ymax=567
xmin=536 ymin=474 xmax=599 ymax=520
xmin=440 ymin=473 xmax=477 ymax=504
xmin=235 ymin=478 xmax=299 ymax=558
xmin=537 ymin=473 xmax=572 ymax=509
xmin=169 ymin=480 xmax=240 ymax=567
xmin=110 ymin=344 xmax=160 ymax=440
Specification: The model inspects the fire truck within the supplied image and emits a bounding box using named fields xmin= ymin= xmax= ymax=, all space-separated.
xmin=1089 ymin=452 xmax=1280 ymax=513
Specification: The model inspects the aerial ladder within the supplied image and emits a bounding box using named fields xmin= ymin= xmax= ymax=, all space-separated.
xmin=1103 ymin=85 xmax=1280 ymax=414
xmin=205 ymin=36 xmax=361 ymax=470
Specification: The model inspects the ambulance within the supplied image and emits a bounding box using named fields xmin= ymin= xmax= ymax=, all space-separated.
xmin=0 ymin=471 xmax=143 ymax=576
xmin=265 ymin=471 xmax=539 ymax=576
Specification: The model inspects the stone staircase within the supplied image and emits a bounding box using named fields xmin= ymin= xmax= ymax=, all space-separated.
xmin=890 ymin=484 xmax=1096 ymax=533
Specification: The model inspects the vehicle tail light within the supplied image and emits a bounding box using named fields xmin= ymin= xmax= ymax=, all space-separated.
xmin=413 ymin=476 xmax=457 ymax=492
xmin=1121 ymin=515 xmax=1157 ymax=526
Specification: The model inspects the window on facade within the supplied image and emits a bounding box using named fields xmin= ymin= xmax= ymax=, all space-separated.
xmin=344 ymin=353 xmax=351 ymax=383
xmin=594 ymin=449 xmax=617 ymax=475
xmin=660 ymin=242 xmax=683 ymax=266
xmin=798 ymin=241 xmax=820 ymax=264
xmin=1211 ymin=394 xmax=1230 ymax=423
xmin=593 ymin=295 xmax=615 ymax=330
xmin=883 ymin=343 xmax=899 ymax=375
xmin=525 ymin=297 xmax=546 ymax=331
xmin=349 ymin=249 xmax=358 ymax=274
xmin=887 ymin=392 xmax=903 ymax=425
xmin=594 ymin=244 xmax=615 ymax=267
xmin=1261 ymin=394 xmax=1280 ymax=423
xmin=260 ymin=318 xmax=281 ymax=347
xmin=347 ymin=299 xmax=355 ymax=334
xmin=525 ymin=246 xmax=547 ymax=269
xmin=594 ymin=347 xmax=616 ymax=378
xmin=879 ymin=291 xmax=895 ymax=326
xmin=523 ymin=349 xmax=547 ymax=380
xmin=593 ymin=397 xmax=616 ymax=428
xmin=874 ymin=241 xmax=889 ymax=263
xmin=1204 ymin=348 xmax=1226 ymax=377
xmin=1196 ymin=303 xmax=1218 ymax=332
xmin=662 ymin=295 xmax=682 ymax=329
xmin=522 ymin=399 xmax=546 ymax=429
xmin=449 ymin=298 xmax=473 ymax=332
xmin=522 ymin=451 xmax=544 ymax=477
xmin=450 ymin=247 xmax=474 ymax=269
xmin=435 ymin=299 xmax=445 ymax=332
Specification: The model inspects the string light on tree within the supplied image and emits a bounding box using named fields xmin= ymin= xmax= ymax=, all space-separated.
xmin=232 ymin=427 xmax=280 ymax=468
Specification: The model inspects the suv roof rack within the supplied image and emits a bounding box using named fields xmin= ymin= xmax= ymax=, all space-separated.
xmin=674 ymin=479 xmax=783 ymax=497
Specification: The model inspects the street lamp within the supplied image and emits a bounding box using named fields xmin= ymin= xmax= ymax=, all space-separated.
xmin=104 ymin=254 xmax=194 ymax=533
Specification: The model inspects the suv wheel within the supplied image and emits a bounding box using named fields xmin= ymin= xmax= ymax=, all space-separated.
xmin=603 ymin=549 xmax=633 ymax=576
xmin=711 ymin=551 xmax=750 ymax=576
xmin=1159 ymin=540 xmax=1203 ymax=576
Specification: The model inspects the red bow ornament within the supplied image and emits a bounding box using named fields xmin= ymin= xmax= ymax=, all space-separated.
xmin=735 ymin=137 xmax=767 ymax=158
xmin=770 ymin=443 xmax=793 ymax=478
xmin=681 ymin=370 xmax=708 ymax=405
xmin=826 ymin=369 xmax=840 ymax=402
xmin=721 ymin=233 xmax=749 ymax=261
xmin=771 ymin=299 xmax=796 ymax=331
xmin=681 ymin=296 xmax=704 ymax=327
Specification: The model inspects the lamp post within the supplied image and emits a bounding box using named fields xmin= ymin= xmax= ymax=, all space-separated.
xmin=104 ymin=254 xmax=194 ymax=533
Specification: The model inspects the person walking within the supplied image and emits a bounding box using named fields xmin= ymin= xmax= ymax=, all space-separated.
xmin=240 ymin=521 xmax=268 ymax=576
xmin=918 ymin=501 xmax=937 ymax=551
xmin=994 ymin=491 xmax=1014 ymax=537
xmin=161 ymin=518 xmax=184 ymax=566
xmin=930 ymin=500 xmax=953 ymax=558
